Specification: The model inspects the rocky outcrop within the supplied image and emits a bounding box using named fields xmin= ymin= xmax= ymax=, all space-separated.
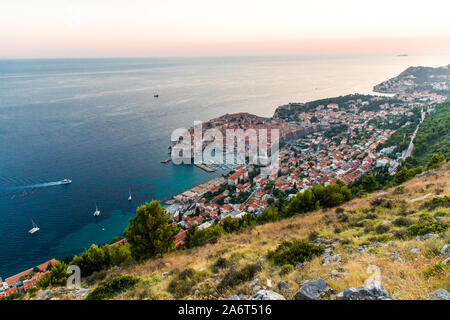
xmin=428 ymin=289 xmax=450 ymax=300
xmin=337 ymin=281 xmax=391 ymax=300
xmin=250 ymin=290 xmax=285 ymax=300
xmin=440 ymin=244 xmax=449 ymax=255
xmin=294 ymin=278 xmax=334 ymax=300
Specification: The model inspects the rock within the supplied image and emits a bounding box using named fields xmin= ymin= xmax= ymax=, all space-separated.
xmin=332 ymin=254 xmax=343 ymax=263
xmin=249 ymin=278 xmax=259 ymax=287
xmin=266 ymin=279 xmax=272 ymax=288
xmin=250 ymin=290 xmax=285 ymax=300
xmin=161 ymin=272 xmax=169 ymax=279
xmin=442 ymin=257 xmax=450 ymax=264
xmin=330 ymin=269 xmax=339 ymax=277
xmin=417 ymin=233 xmax=438 ymax=241
xmin=74 ymin=288 xmax=89 ymax=297
xmin=238 ymin=294 xmax=248 ymax=300
xmin=390 ymin=251 xmax=402 ymax=261
xmin=322 ymin=252 xmax=341 ymax=265
xmin=376 ymin=192 xmax=389 ymax=197
xmin=342 ymin=281 xmax=391 ymax=300
xmin=253 ymin=285 xmax=261 ymax=292
xmin=294 ymin=278 xmax=334 ymax=300
xmin=388 ymin=241 xmax=397 ymax=247
xmin=410 ymin=248 xmax=419 ymax=254
xmin=428 ymin=289 xmax=450 ymax=300
xmin=335 ymin=291 xmax=344 ymax=300
xmin=36 ymin=289 xmax=53 ymax=300
xmin=440 ymin=244 xmax=450 ymax=255
xmin=409 ymin=193 xmax=436 ymax=202
xmin=226 ymin=295 xmax=240 ymax=300
xmin=277 ymin=280 xmax=290 ymax=291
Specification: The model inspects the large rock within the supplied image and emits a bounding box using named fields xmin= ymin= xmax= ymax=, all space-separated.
xmin=294 ymin=278 xmax=333 ymax=300
xmin=428 ymin=289 xmax=450 ymax=300
xmin=440 ymin=244 xmax=450 ymax=255
xmin=250 ymin=290 xmax=286 ymax=300
xmin=342 ymin=281 xmax=391 ymax=300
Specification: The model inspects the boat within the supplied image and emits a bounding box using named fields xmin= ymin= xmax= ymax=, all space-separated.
xmin=61 ymin=179 xmax=72 ymax=184
xmin=93 ymin=204 xmax=100 ymax=217
xmin=128 ymin=189 xmax=132 ymax=201
xmin=28 ymin=220 xmax=40 ymax=234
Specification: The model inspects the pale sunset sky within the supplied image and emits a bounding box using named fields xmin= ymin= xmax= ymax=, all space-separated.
xmin=1 ymin=0 xmax=449 ymax=58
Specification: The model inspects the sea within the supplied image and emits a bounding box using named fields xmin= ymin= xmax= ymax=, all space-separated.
xmin=0 ymin=54 xmax=449 ymax=278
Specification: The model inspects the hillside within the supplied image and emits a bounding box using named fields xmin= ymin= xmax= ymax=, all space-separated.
xmin=373 ymin=65 xmax=450 ymax=96
xmin=31 ymin=164 xmax=450 ymax=300
xmin=412 ymin=101 xmax=450 ymax=164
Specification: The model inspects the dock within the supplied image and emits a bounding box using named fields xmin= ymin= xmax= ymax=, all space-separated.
xmin=194 ymin=163 xmax=215 ymax=172
xmin=161 ymin=158 xmax=172 ymax=164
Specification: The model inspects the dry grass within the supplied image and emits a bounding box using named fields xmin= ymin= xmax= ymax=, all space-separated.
xmin=66 ymin=165 xmax=450 ymax=300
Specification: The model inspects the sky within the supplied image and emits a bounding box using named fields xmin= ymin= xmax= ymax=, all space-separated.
xmin=1 ymin=0 xmax=450 ymax=58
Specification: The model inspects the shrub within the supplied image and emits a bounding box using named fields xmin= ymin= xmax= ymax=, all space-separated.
xmin=168 ymin=268 xmax=202 ymax=298
xmin=308 ymin=231 xmax=319 ymax=242
xmin=27 ymin=287 xmax=38 ymax=298
xmin=334 ymin=226 xmax=342 ymax=234
xmin=335 ymin=207 xmax=345 ymax=214
xmin=86 ymin=275 xmax=140 ymax=300
xmin=267 ymin=239 xmax=324 ymax=266
xmin=393 ymin=217 xmax=414 ymax=227
xmin=433 ymin=209 xmax=449 ymax=217
xmin=421 ymin=195 xmax=450 ymax=211
xmin=218 ymin=263 xmax=262 ymax=291
xmin=405 ymin=217 xmax=449 ymax=236
xmin=393 ymin=229 xmax=407 ymax=240
xmin=394 ymin=185 xmax=406 ymax=194
xmin=375 ymin=223 xmax=390 ymax=234
xmin=365 ymin=213 xmax=378 ymax=220
xmin=212 ymin=257 xmax=231 ymax=272
xmin=424 ymin=263 xmax=448 ymax=278
xmin=375 ymin=234 xmax=392 ymax=242
xmin=279 ymin=264 xmax=294 ymax=275
xmin=424 ymin=238 xmax=446 ymax=257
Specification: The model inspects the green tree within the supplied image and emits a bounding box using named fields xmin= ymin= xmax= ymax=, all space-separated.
xmin=426 ymin=153 xmax=446 ymax=170
xmin=124 ymin=201 xmax=179 ymax=260
xmin=37 ymin=261 xmax=68 ymax=288
xmin=361 ymin=173 xmax=379 ymax=192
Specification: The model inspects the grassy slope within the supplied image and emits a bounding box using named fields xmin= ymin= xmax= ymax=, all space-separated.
xmin=55 ymin=165 xmax=450 ymax=300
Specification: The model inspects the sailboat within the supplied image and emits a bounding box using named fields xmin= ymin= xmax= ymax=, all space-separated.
xmin=29 ymin=220 xmax=40 ymax=234
xmin=93 ymin=204 xmax=100 ymax=217
xmin=128 ymin=189 xmax=132 ymax=201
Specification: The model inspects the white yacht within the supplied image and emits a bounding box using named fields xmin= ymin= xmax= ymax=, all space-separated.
xmin=128 ymin=189 xmax=132 ymax=201
xmin=28 ymin=220 xmax=40 ymax=234
xmin=93 ymin=204 xmax=100 ymax=217
xmin=61 ymin=179 xmax=72 ymax=184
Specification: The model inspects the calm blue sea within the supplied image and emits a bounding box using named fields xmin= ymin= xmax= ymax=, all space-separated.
xmin=0 ymin=54 xmax=448 ymax=278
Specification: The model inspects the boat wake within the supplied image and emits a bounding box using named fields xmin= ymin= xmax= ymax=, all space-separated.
xmin=0 ymin=180 xmax=71 ymax=192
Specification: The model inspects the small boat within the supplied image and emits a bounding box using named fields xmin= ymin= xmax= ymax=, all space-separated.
xmin=128 ymin=189 xmax=132 ymax=201
xmin=61 ymin=179 xmax=72 ymax=184
xmin=154 ymin=94 xmax=159 ymax=98
xmin=29 ymin=220 xmax=40 ymax=234
xmin=93 ymin=204 xmax=100 ymax=217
